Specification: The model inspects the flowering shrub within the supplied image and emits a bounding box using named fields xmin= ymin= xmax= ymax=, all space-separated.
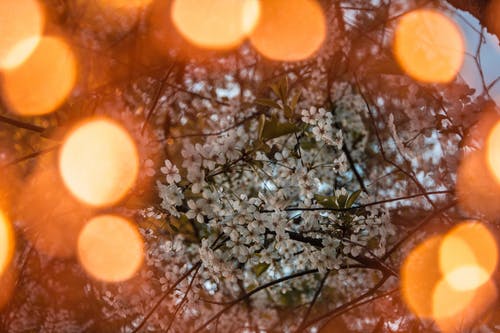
xmin=1 ymin=0 xmax=499 ymax=332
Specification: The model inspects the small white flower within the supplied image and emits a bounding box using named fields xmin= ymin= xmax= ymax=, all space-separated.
xmin=160 ymin=159 xmax=181 ymax=184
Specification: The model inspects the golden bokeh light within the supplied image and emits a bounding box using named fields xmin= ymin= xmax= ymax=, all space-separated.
xmin=59 ymin=118 xmax=139 ymax=207
xmin=171 ymin=0 xmax=260 ymax=50
xmin=393 ymin=9 xmax=464 ymax=83
xmin=401 ymin=235 xmax=443 ymax=318
xmin=440 ymin=222 xmax=498 ymax=288
xmin=442 ymin=266 xmax=490 ymax=292
xmin=0 ymin=0 xmax=45 ymax=70
xmin=78 ymin=215 xmax=143 ymax=282
xmin=434 ymin=279 xmax=497 ymax=333
xmin=249 ymin=0 xmax=326 ymax=61
xmin=401 ymin=221 xmax=499 ymax=329
xmin=1 ymin=36 xmax=77 ymax=116
xmin=487 ymin=120 xmax=500 ymax=185
xmin=0 ymin=211 xmax=14 ymax=277
xmin=457 ymin=149 xmax=500 ymax=219
xmin=432 ymin=277 xmax=476 ymax=320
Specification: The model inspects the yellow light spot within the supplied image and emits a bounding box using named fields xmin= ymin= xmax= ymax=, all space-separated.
xmin=250 ymin=0 xmax=326 ymax=61
xmin=1 ymin=36 xmax=77 ymax=116
xmin=401 ymin=235 xmax=443 ymax=319
xmin=0 ymin=0 xmax=44 ymax=70
xmin=78 ymin=215 xmax=143 ymax=282
xmin=393 ymin=9 xmax=464 ymax=83
xmin=432 ymin=278 xmax=476 ymax=320
xmin=443 ymin=266 xmax=490 ymax=291
xmin=0 ymin=211 xmax=14 ymax=277
xmin=171 ymin=0 xmax=260 ymax=50
xmin=439 ymin=236 xmax=481 ymax=290
xmin=440 ymin=222 xmax=498 ymax=289
xmin=435 ymin=279 xmax=497 ymax=333
xmin=59 ymin=118 xmax=139 ymax=207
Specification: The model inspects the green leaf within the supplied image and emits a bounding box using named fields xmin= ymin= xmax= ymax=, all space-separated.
xmin=252 ymin=263 xmax=270 ymax=277
xmin=314 ymin=194 xmax=339 ymax=209
xmin=346 ymin=190 xmax=362 ymax=208
xmin=257 ymin=114 xmax=266 ymax=140
xmin=255 ymin=98 xmax=282 ymax=110
xmin=261 ymin=117 xmax=301 ymax=141
xmin=337 ymin=194 xmax=348 ymax=208
xmin=279 ymin=76 xmax=288 ymax=102
xmin=290 ymin=91 xmax=301 ymax=110
xmin=270 ymin=83 xmax=281 ymax=99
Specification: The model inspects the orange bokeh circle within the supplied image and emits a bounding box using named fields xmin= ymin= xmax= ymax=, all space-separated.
xmin=0 ymin=0 xmax=45 ymax=70
xmin=1 ymin=36 xmax=77 ymax=116
xmin=249 ymin=0 xmax=326 ymax=61
xmin=393 ymin=9 xmax=464 ymax=83
xmin=171 ymin=0 xmax=260 ymax=50
xmin=78 ymin=215 xmax=144 ymax=282
xmin=59 ymin=118 xmax=139 ymax=207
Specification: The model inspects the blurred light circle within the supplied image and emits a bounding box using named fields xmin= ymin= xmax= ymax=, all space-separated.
xmin=78 ymin=215 xmax=143 ymax=282
xmin=0 ymin=0 xmax=44 ymax=70
xmin=1 ymin=36 xmax=77 ymax=116
xmin=432 ymin=278 xmax=476 ymax=320
xmin=171 ymin=0 xmax=260 ymax=49
xmin=0 ymin=211 xmax=14 ymax=277
xmin=443 ymin=265 xmax=490 ymax=292
xmin=393 ymin=9 xmax=464 ymax=83
xmin=487 ymin=120 xmax=500 ymax=185
xmin=440 ymin=222 xmax=498 ymax=288
xmin=59 ymin=118 xmax=139 ymax=207
xmin=434 ymin=279 xmax=497 ymax=332
xmin=250 ymin=0 xmax=326 ymax=61
xmin=401 ymin=235 xmax=443 ymax=318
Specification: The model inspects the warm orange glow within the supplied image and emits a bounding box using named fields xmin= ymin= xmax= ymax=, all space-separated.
xmin=0 ymin=0 xmax=44 ymax=70
xmin=393 ymin=9 xmax=464 ymax=83
xmin=0 ymin=211 xmax=14 ymax=277
xmin=249 ymin=0 xmax=326 ymax=61
xmin=78 ymin=215 xmax=143 ymax=282
xmin=457 ymin=149 xmax=500 ymax=219
xmin=1 ymin=36 xmax=77 ymax=116
xmin=0 ymin=266 xmax=16 ymax=310
xmin=59 ymin=118 xmax=139 ymax=207
xmin=18 ymin=150 xmax=92 ymax=258
xmin=443 ymin=266 xmax=490 ymax=291
xmin=434 ymin=279 xmax=497 ymax=332
xmin=171 ymin=0 xmax=260 ymax=49
xmin=439 ymin=236 xmax=482 ymax=290
xmin=401 ymin=220 xmax=499 ymax=328
xmin=440 ymin=222 xmax=498 ymax=289
xmin=432 ymin=278 xmax=476 ymax=320
xmin=487 ymin=120 xmax=500 ymax=185
xmin=96 ymin=0 xmax=153 ymax=10
xmin=401 ymin=236 xmax=443 ymax=318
